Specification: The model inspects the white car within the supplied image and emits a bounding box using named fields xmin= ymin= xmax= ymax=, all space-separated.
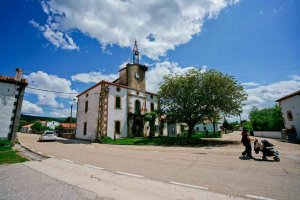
xmin=39 ymin=131 xmax=57 ymax=142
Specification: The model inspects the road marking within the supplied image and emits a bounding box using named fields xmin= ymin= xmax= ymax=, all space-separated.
xmin=37 ymin=152 xmax=43 ymax=154
xmin=84 ymin=164 xmax=104 ymax=170
xmin=170 ymin=181 xmax=208 ymax=190
xmin=245 ymin=194 xmax=275 ymax=200
xmin=116 ymin=171 xmax=144 ymax=178
xmin=62 ymin=159 xmax=74 ymax=163
xmin=47 ymin=155 xmax=54 ymax=158
xmin=31 ymin=149 xmax=35 ymax=151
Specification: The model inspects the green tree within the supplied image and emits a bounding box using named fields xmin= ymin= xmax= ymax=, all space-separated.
xmin=249 ymin=105 xmax=284 ymax=131
xmin=144 ymin=111 xmax=158 ymax=138
xmin=31 ymin=122 xmax=44 ymax=132
xmin=159 ymin=69 xmax=247 ymax=138
xmin=18 ymin=120 xmax=28 ymax=131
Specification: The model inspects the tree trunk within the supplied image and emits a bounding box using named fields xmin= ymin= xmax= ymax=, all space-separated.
xmin=213 ymin=121 xmax=216 ymax=134
xmin=187 ymin=124 xmax=195 ymax=138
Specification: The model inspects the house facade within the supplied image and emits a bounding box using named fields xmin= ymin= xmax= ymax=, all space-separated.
xmin=277 ymin=90 xmax=300 ymax=141
xmin=0 ymin=68 xmax=27 ymax=142
xmin=76 ymin=42 xmax=160 ymax=140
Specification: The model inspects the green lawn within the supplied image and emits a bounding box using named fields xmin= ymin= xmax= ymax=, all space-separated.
xmin=0 ymin=139 xmax=28 ymax=165
xmin=99 ymin=132 xmax=237 ymax=147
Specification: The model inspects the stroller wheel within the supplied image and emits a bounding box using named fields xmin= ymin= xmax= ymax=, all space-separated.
xmin=274 ymin=157 xmax=280 ymax=162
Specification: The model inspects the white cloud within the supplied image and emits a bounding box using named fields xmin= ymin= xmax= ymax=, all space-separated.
xmin=146 ymin=61 xmax=196 ymax=92
xmin=30 ymin=20 xmax=79 ymax=50
xmin=71 ymin=61 xmax=206 ymax=93
xmin=36 ymin=0 xmax=239 ymax=59
xmin=21 ymin=100 xmax=43 ymax=114
xmin=241 ymin=76 xmax=300 ymax=119
xmin=241 ymin=82 xmax=259 ymax=87
xmin=49 ymin=108 xmax=76 ymax=118
xmin=24 ymin=71 xmax=78 ymax=108
xmin=71 ymin=71 xmax=118 ymax=84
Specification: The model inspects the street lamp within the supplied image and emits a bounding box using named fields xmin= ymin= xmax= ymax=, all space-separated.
xmin=70 ymin=97 xmax=77 ymax=133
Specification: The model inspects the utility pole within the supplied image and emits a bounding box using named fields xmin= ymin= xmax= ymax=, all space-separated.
xmin=69 ymin=104 xmax=73 ymax=133
xmin=70 ymin=98 xmax=77 ymax=133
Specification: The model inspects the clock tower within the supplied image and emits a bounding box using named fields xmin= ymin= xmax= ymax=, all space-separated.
xmin=115 ymin=41 xmax=148 ymax=91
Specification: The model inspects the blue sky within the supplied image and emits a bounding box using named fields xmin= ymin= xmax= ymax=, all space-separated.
xmin=0 ymin=0 xmax=299 ymax=119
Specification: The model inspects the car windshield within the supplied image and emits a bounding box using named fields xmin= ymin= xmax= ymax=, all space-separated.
xmin=45 ymin=132 xmax=54 ymax=135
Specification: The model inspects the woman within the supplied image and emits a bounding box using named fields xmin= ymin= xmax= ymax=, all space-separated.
xmin=241 ymin=129 xmax=256 ymax=159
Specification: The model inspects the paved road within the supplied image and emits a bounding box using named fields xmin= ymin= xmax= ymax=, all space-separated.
xmin=0 ymin=163 xmax=101 ymax=200
xmin=18 ymin=132 xmax=300 ymax=200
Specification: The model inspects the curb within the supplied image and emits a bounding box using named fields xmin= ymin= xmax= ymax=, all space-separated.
xmin=17 ymin=140 xmax=50 ymax=159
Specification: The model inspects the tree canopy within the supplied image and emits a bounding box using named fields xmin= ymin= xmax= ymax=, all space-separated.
xmin=249 ymin=105 xmax=284 ymax=131
xmin=159 ymin=69 xmax=247 ymax=138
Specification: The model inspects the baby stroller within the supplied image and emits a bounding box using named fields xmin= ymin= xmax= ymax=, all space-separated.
xmin=254 ymin=139 xmax=280 ymax=162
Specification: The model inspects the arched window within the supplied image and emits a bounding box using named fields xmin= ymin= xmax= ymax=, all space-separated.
xmin=115 ymin=96 xmax=121 ymax=109
xmin=150 ymin=103 xmax=154 ymax=112
xmin=135 ymin=100 xmax=141 ymax=114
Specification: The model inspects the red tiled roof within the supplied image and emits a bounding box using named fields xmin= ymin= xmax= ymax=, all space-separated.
xmin=0 ymin=75 xmax=28 ymax=86
xmin=276 ymin=89 xmax=300 ymax=102
xmin=60 ymin=123 xmax=76 ymax=128
xmin=77 ymin=80 xmax=158 ymax=97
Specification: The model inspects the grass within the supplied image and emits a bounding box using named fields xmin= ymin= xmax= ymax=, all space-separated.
xmin=99 ymin=132 xmax=237 ymax=147
xmin=0 ymin=139 xmax=28 ymax=165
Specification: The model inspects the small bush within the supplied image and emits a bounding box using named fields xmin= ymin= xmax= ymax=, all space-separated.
xmin=99 ymin=136 xmax=113 ymax=143
xmin=0 ymin=139 xmax=10 ymax=147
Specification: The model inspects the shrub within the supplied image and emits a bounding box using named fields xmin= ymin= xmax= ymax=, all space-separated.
xmin=99 ymin=136 xmax=113 ymax=143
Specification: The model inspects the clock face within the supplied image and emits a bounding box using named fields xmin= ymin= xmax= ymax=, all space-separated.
xmin=134 ymin=72 xmax=141 ymax=80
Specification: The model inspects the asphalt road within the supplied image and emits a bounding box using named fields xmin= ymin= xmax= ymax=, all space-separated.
xmin=18 ymin=132 xmax=300 ymax=200
xmin=0 ymin=164 xmax=102 ymax=200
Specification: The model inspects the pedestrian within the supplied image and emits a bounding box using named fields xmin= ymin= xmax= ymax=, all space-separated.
xmin=241 ymin=128 xmax=256 ymax=159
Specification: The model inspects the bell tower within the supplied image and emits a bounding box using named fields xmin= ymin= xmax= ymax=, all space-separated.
xmin=115 ymin=41 xmax=148 ymax=91
xmin=133 ymin=40 xmax=139 ymax=64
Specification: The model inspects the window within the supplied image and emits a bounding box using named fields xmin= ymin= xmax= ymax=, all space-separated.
xmin=86 ymin=93 xmax=89 ymax=97
xmin=135 ymin=100 xmax=141 ymax=114
xmin=83 ymin=122 xmax=87 ymax=135
xmin=116 ymin=87 xmax=121 ymax=92
xmin=151 ymin=103 xmax=155 ymax=112
xmin=115 ymin=96 xmax=121 ymax=109
xmin=115 ymin=121 xmax=121 ymax=134
xmin=85 ymin=100 xmax=88 ymax=112
xmin=136 ymin=91 xmax=139 ymax=95
xmin=150 ymin=94 xmax=153 ymax=99
xmin=287 ymin=110 xmax=293 ymax=121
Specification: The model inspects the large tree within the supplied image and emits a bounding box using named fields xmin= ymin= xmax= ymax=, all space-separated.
xmin=249 ymin=105 xmax=284 ymax=131
xmin=159 ymin=69 xmax=247 ymax=138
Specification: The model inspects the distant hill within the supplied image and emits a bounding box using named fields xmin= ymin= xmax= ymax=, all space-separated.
xmin=20 ymin=114 xmax=76 ymax=123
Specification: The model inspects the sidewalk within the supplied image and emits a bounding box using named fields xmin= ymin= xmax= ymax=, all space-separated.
xmin=17 ymin=158 xmax=245 ymax=200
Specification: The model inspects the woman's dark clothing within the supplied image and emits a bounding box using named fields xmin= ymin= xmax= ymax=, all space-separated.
xmin=241 ymin=135 xmax=253 ymax=158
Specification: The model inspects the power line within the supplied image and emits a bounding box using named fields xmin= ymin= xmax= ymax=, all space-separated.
xmin=27 ymin=86 xmax=78 ymax=95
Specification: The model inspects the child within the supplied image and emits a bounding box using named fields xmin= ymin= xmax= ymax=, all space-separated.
xmin=241 ymin=129 xmax=256 ymax=159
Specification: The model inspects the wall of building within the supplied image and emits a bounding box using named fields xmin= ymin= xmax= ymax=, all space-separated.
xmin=76 ymin=85 xmax=101 ymax=140
xmin=254 ymin=131 xmax=282 ymax=139
xmin=0 ymin=83 xmax=17 ymax=138
xmin=279 ymin=95 xmax=300 ymax=140
xmin=194 ymin=123 xmax=221 ymax=132
xmin=46 ymin=121 xmax=60 ymax=130
xmin=107 ymin=85 xmax=128 ymax=138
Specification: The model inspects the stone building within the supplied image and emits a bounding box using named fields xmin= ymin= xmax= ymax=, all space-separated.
xmin=76 ymin=42 xmax=161 ymax=140
xmin=0 ymin=68 xmax=28 ymax=142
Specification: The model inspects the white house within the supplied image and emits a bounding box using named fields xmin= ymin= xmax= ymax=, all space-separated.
xmin=0 ymin=68 xmax=27 ymax=142
xmin=45 ymin=121 xmax=60 ymax=130
xmin=76 ymin=42 xmax=163 ymax=140
xmin=194 ymin=120 xmax=222 ymax=132
xmin=277 ymin=89 xmax=300 ymax=141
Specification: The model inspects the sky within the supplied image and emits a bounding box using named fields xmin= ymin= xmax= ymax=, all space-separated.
xmin=0 ymin=0 xmax=299 ymax=120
